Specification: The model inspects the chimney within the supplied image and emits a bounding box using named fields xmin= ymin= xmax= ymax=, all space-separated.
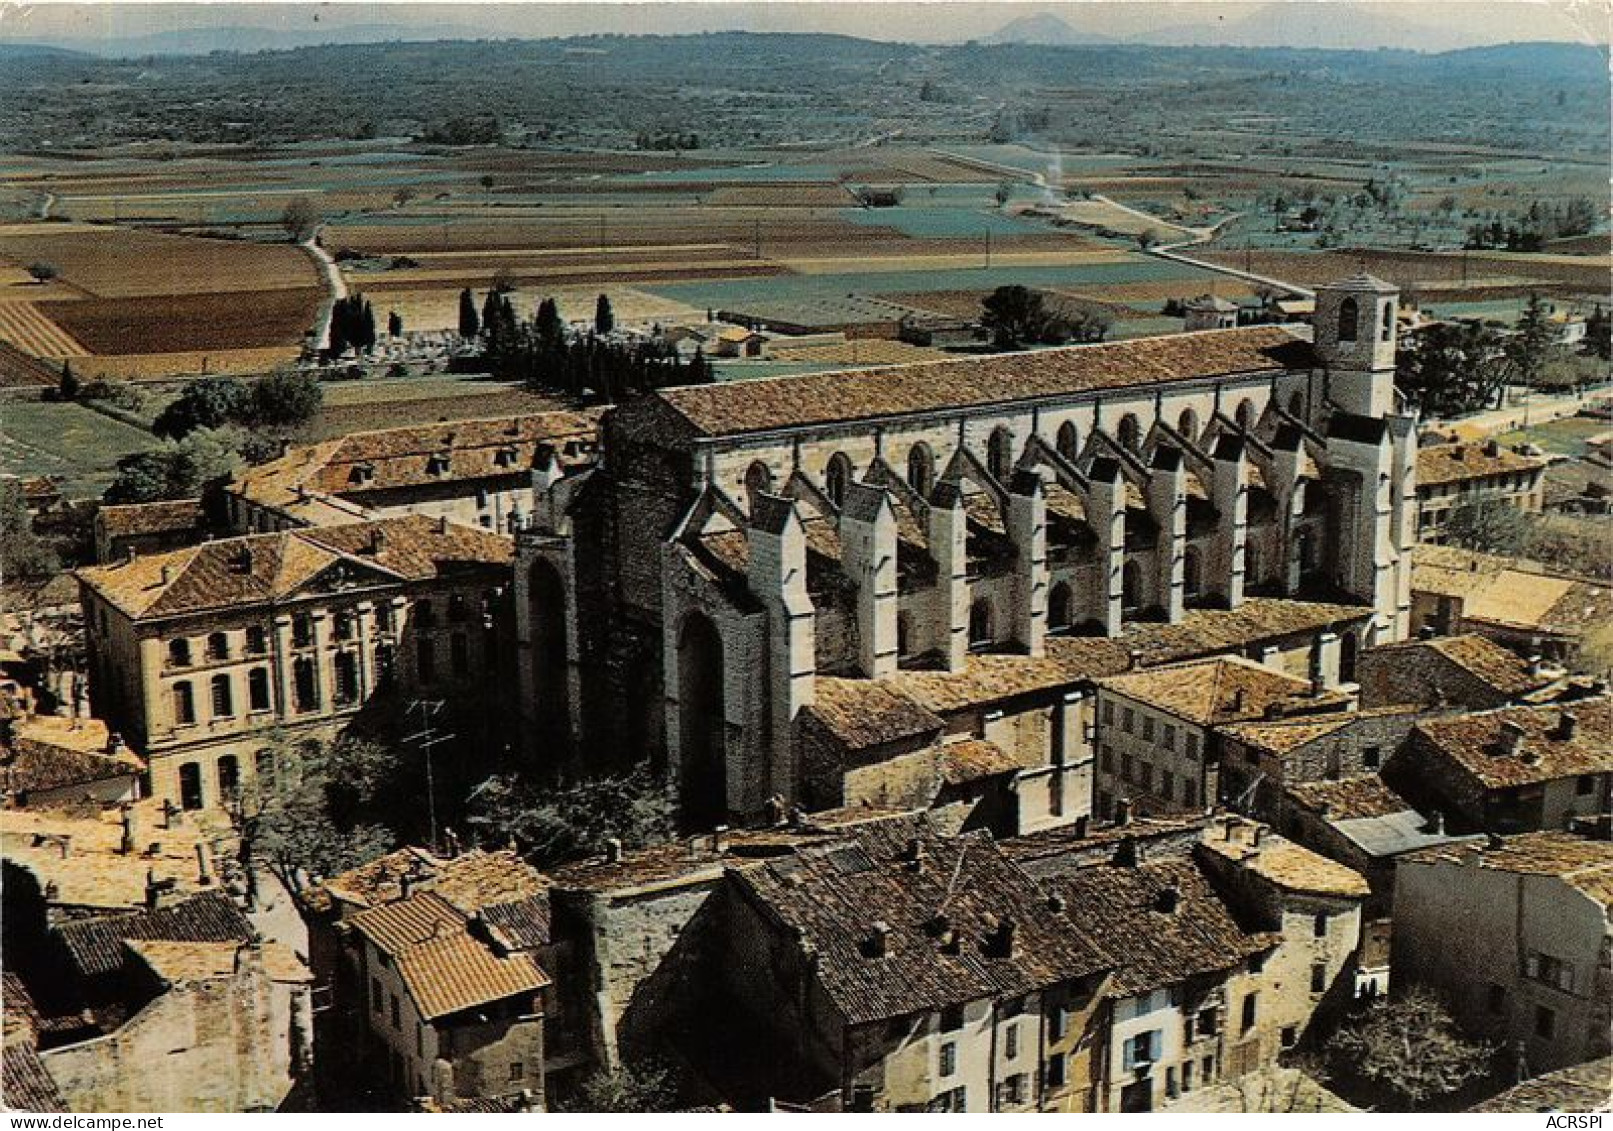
xmin=1251 ymin=826 xmax=1265 ymax=847
xmin=712 ymin=824 xmax=729 ymax=853
xmin=159 ymin=564 xmax=172 ymax=585
xmin=926 ymin=912 xmax=951 ymax=938
xmin=986 ymin=915 xmax=1017 ymax=959
xmin=195 ymin=842 xmax=212 ymax=885
xmin=903 ymin=837 xmax=925 ymax=872
xmin=1231 ymin=688 xmax=1247 ymax=714
xmin=864 ymin=920 xmax=890 ymax=959
xmin=124 ymin=546 xmax=137 ymax=565
xmin=436 ymin=515 xmax=450 ymax=535
xmin=106 ymin=731 xmax=126 ymax=758
xmin=1417 ymin=625 xmax=1436 ymax=641
xmin=1073 ymin=814 xmax=1090 ymax=838
xmin=605 ymin=837 xmax=623 ymax=864
xmin=1484 ymin=438 xmax=1501 ymax=458
xmin=1485 ymin=831 xmax=1504 ymax=850
xmin=1498 ymin=720 xmax=1527 ymax=757
xmin=1047 ymin=891 xmax=1066 ymax=914
xmin=119 ymin=808 xmax=134 ymax=855
xmin=1153 ymin=886 xmax=1180 ymax=915
xmin=1113 ymin=797 xmax=1133 ymax=826
xmin=1557 ymin=711 xmax=1579 ymax=741
xmin=368 ymin=528 xmax=387 ymax=555
xmin=1424 ymin=810 xmax=1445 ymax=836
xmin=1113 ymin=835 xmax=1139 ymax=868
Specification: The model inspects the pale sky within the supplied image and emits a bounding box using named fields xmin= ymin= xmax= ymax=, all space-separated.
xmin=1 ymin=0 xmax=1608 ymax=50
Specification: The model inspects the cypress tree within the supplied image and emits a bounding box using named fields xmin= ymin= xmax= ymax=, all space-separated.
xmin=595 ymin=293 xmax=615 ymax=336
xmin=457 ymin=288 xmax=480 ymax=339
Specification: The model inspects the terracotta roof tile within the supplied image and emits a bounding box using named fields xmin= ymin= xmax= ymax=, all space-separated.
xmin=1285 ymin=775 xmax=1414 ymax=821
xmin=734 ymin=823 xmax=1113 ymax=1025
xmin=937 ymin=738 xmax=1021 ymax=785
xmin=56 ymin=890 xmax=255 ymax=981
xmin=1219 ymin=706 xmax=1423 ymax=756
xmin=1411 ymin=546 xmax=1610 ymax=638
xmin=1403 ymin=832 xmax=1613 ymax=907
xmin=1416 ymin=442 xmax=1544 ymax=488
xmin=1199 ymin=827 xmax=1371 ymax=898
xmin=95 ymin=498 xmax=206 ymax=540
xmin=805 ymin=678 xmax=943 ymax=751
xmin=656 ymin=326 xmax=1312 ymax=437
xmin=1471 ymin=1057 xmax=1613 ymax=1113
xmin=2 ymin=1042 xmax=68 ymax=1113
xmin=1100 ymin=655 xmax=1346 ymax=727
xmin=1364 ymin=634 xmax=1548 ymax=699
xmin=1413 ymin=697 xmax=1611 ymax=791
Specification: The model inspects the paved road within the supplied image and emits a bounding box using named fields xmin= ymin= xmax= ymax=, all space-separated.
xmin=301 ymin=224 xmax=347 ymax=353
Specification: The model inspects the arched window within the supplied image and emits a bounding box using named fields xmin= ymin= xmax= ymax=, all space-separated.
xmin=907 ymin=444 xmax=935 ymax=498
xmin=1183 ymin=546 xmax=1202 ymax=598
xmin=1048 ymin=582 xmax=1072 ymax=632
xmin=172 ymin=681 xmax=196 ymax=725
xmin=1235 ymin=399 xmax=1256 ymax=431
xmin=217 ymin=755 xmax=240 ymax=801
xmin=1122 ymin=561 xmax=1142 ymax=612
xmin=1337 ymin=296 xmax=1359 ymax=343
xmin=969 ymin=599 xmax=994 ymax=650
xmin=205 ymin=632 xmax=229 ymax=661
xmin=678 ymin=612 xmax=727 ymax=828
xmin=209 ymin=674 xmax=233 ymax=718
xmin=1245 ymin=541 xmax=1262 ymax=587
xmin=825 ymin=453 xmax=852 ymax=508
xmin=1287 ymin=391 xmax=1305 ymax=418
xmin=987 ymin=427 xmax=1014 ymax=481
xmin=1056 ymin=421 xmax=1080 ymax=462
xmin=248 ymin=667 xmax=271 ymax=712
xmin=1380 ymin=301 xmax=1394 ymax=343
xmin=744 ymin=460 xmax=773 ymax=506
xmin=1176 ymin=409 xmax=1198 ymax=441
xmin=1116 ymin=414 xmax=1141 ymax=452
xmin=245 ymin=626 xmax=267 ymax=655
xmin=896 ymin=611 xmax=912 ymax=660
xmin=168 ymin=638 xmax=192 ymax=668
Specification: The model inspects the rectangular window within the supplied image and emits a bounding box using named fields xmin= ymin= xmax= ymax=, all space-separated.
xmin=1534 ymin=1005 xmax=1555 ymax=1040
xmin=1142 ymin=715 xmax=1155 ymax=742
xmin=1577 ymin=775 xmax=1596 ymax=796
xmin=1185 ymin=733 xmax=1200 ymax=760
xmin=1162 ymin=769 xmax=1175 ymax=799
xmin=1122 ymin=753 xmax=1133 ymax=783
xmin=1140 ymin=762 xmax=1153 ymax=790
xmin=1363 ymin=745 xmax=1382 ymax=770
xmin=1101 ymin=746 xmax=1114 ymax=772
xmin=371 ymin=977 xmax=382 ymax=1014
xmin=1182 ymin=1061 xmax=1193 ymax=1092
xmin=1124 ymin=1031 xmax=1158 ymax=1070
xmin=1103 ymin=701 xmax=1115 ymax=725
xmin=1487 ymin=984 xmax=1506 ymax=1014
xmin=450 ymin=632 xmax=470 ymax=676
xmin=1046 ymin=1053 xmax=1067 ymax=1088
xmin=1122 ymin=707 xmax=1135 ymax=734
xmin=1003 ymin=1074 xmax=1026 ymax=1106
xmin=292 ymin=615 xmax=314 ymax=648
xmin=1528 ymin=953 xmax=1573 ymax=992
xmin=390 ymin=994 xmax=401 ymax=1030
xmin=1203 ymin=1055 xmax=1215 ymax=1082
xmin=210 ymin=675 xmax=233 ymax=718
xmin=417 ymin=637 xmax=436 ymax=683
xmin=1165 ymin=1066 xmax=1178 ymax=1099
xmin=1314 ymin=912 xmax=1328 ymax=937
xmin=1198 ymin=1006 xmax=1218 ymax=1036
xmin=930 ymin=1086 xmax=966 ymax=1113
xmin=173 ymin=681 xmax=196 ymax=725
xmin=1249 ymin=952 xmax=1267 ymax=974
xmin=1241 ymin=993 xmax=1258 ymax=1033
xmin=1282 ymin=1026 xmax=1298 ymax=1049
xmin=249 ymin=668 xmax=271 ymax=711
xmin=1311 ymin=964 xmax=1327 ymax=994
xmin=939 ymin=1042 xmax=957 ymax=1077
xmin=246 ymin=626 xmax=267 ymax=654
xmin=1162 ymin=724 xmax=1176 ymax=752
xmin=509 ymin=1062 xmax=524 ymax=1082
xmin=1049 ymin=1005 xmax=1068 ymax=1042
xmin=1005 ymin=1023 xmax=1019 ymax=1060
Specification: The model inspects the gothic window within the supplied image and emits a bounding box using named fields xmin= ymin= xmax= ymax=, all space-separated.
xmin=1056 ymin=421 xmax=1080 ymax=462
xmin=1288 ymin=391 xmax=1305 ymax=418
xmin=1235 ymin=399 xmax=1256 ymax=431
xmin=1117 ymin=414 xmax=1141 ymax=452
xmin=825 ymin=453 xmax=853 ymax=509
xmin=987 ymin=427 xmax=1014 ymax=481
xmin=907 ymin=444 xmax=935 ymax=497
xmin=1122 ymin=561 xmax=1143 ymax=611
xmin=1183 ymin=546 xmax=1202 ymax=598
xmin=1380 ymin=302 xmax=1394 ymax=343
xmin=744 ymin=460 xmax=773 ymax=505
xmin=1176 ymin=409 xmax=1198 ymax=441
xmin=969 ymin=599 xmax=994 ymax=650
xmin=1048 ymin=582 xmax=1072 ymax=632
xmin=1338 ymin=297 xmax=1359 ymax=343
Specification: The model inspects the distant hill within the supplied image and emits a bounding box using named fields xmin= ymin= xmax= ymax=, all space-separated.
xmin=28 ymin=22 xmax=496 ymax=58
xmin=0 ymin=42 xmax=87 ymax=60
xmin=982 ymin=13 xmax=1115 ymax=47
xmin=1140 ymin=3 xmax=1444 ymax=51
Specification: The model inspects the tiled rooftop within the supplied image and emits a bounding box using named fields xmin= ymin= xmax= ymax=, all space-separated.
xmin=1411 ymin=545 xmax=1610 ymax=638
xmin=95 ymin=498 xmax=206 ymax=540
xmin=1365 ymin=634 xmax=1550 ymax=699
xmin=2 ymin=715 xmax=143 ymax=796
xmin=1416 ymin=442 xmax=1544 ymax=489
xmin=1413 ymin=697 xmax=1611 ymax=790
xmin=1200 ymin=820 xmax=1371 ymax=898
xmin=1470 ymin=1057 xmax=1612 ymax=1113
xmin=1402 ymin=831 xmax=1613 ymax=907
xmin=56 ymin=890 xmax=256 ymax=982
xmin=1100 ymin=655 xmax=1347 ymax=727
xmin=655 ymin=326 xmax=1312 ymax=438
xmin=1219 ymin=706 xmax=1423 ymax=757
xmin=77 ymin=514 xmax=512 ymax=621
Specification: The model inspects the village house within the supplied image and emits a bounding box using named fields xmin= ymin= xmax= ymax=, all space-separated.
xmin=710 ymin=820 xmax=1115 ymax=1112
xmin=1470 ymin=1056 xmax=1613 ymax=1112
xmin=1356 ymin=632 xmax=1563 ymax=711
xmin=516 ymin=275 xmax=1419 ymax=828
xmin=1409 ymin=545 xmax=1611 ymax=669
xmin=33 ymin=890 xmax=311 ymax=1113
xmin=75 ymin=516 xmax=513 ymax=813
xmin=1394 ymin=831 xmax=1613 ymax=1075
xmin=1414 ymin=440 xmax=1545 ymax=544
xmin=302 ymin=849 xmax=556 ymax=1108
xmin=225 ymin=411 xmax=601 ymax=535
xmin=92 ymin=499 xmax=211 ymax=565
xmin=1 ymin=713 xmax=142 ymax=809
xmin=1388 ymin=698 xmax=1611 ymax=835
xmin=1010 ymin=813 xmax=1369 ymax=1112
xmin=1093 ymin=656 xmax=1354 ymax=821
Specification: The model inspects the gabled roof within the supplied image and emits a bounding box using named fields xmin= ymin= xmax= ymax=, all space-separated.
xmin=96 ymin=498 xmax=206 ymax=540
xmin=1327 ymin=272 xmax=1398 ymax=295
xmin=1470 ymin=1056 xmax=1613 ymax=1113
xmin=654 ymin=326 xmax=1313 ymax=438
xmin=733 ymin=822 xmax=1112 ymax=1026
xmin=1200 ymin=822 xmax=1371 ymax=898
xmin=1099 ymin=655 xmax=1345 ymax=727
xmin=1365 ymin=634 xmax=1549 ymax=700
xmin=1402 ymin=832 xmax=1613 ymax=908
xmin=805 ymin=678 xmax=943 ymax=752
xmin=77 ymin=515 xmax=512 ymax=621
xmin=56 ymin=890 xmax=255 ymax=981
xmin=1219 ymin=705 xmax=1424 ymax=757
xmin=1412 ymin=697 xmax=1611 ymax=791
xmin=1416 ymin=442 xmax=1544 ymax=489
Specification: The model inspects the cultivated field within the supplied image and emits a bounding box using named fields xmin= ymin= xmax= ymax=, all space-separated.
xmin=0 ymin=400 xmax=162 ymax=496
xmin=309 ymin=379 xmax=569 ymax=439
xmin=41 ymin=287 xmax=324 ymax=354
xmin=0 ymin=302 xmax=88 ymax=357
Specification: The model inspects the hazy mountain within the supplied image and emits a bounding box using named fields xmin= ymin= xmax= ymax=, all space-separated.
xmin=1139 ymin=3 xmax=1454 ymax=51
xmin=982 ymin=13 xmax=1115 ymax=46
xmin=27 ymin=22 xmax=496 ymax=58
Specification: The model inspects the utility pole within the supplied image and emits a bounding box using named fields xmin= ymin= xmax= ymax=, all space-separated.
xmin=984 ymin=228 xmax=992 ymax=270
xmin=404 ymin=699 xmax=453 ymax=853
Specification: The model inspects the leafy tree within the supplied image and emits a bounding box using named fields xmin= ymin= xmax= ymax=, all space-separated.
xmin=387 ymin=310 xmax=403 ymax=338
xmin=280 ymin=197 xmax=321 ymax=242
xmin=104 ymin=428 xmax=243 ymax=504
xmin=153 ymin=376 xmax=250 ymax=439
xmin=57 ymin=361 xmax=79 ymax=402
xmin=1505 ymin=293 xmax=1558 ymax=390
xmin=1444 ymin=497 xmax=1532 ymax=557
xmin=995 ymin=180 xmax=1015 ymax=207
xmin=1584 ymin=305 xmax=1611 ymax=361
xmin=1327 ymin=989 xmax=1493 ymax=1110
xmin=245 ymin=369 xmax=323 ymax=431
xmin=0 ymin=479 xmax=58 ymax=580
xmin=595 ymin=293 xmax=615 ymax=336
xmin=233 ymin=733 xmax=399 ymax=898
xmin=25 ymin=261 xmax=58 ymax=284
xmin=981 ymin=285 xmax=1048 ymax=349
xmin=558 ymin=1061 xmax=678 ymax=1114
xmin=457 ymin=288 xmax=480 ymax=340
xmin=1395 ymin=321 xmax=1506 ymax=416
xmin=467 ymin=764 xmax=672 ymax=868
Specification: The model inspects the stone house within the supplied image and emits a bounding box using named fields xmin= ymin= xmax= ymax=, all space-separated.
xmin=37 ymin=890 xmax=311 ymax=1113
xmin=1390 ymin=698 xmax=1611 ymax=834
xmin=1356 ymin=633 xmax=1559 ymax=711
xmin=1094 ymin=655 xmax=1354 ymax=820
xmin=1415 ymin=440 xmax=1545 ymax=544
xmin=1394 ymin=832 xmax=1613 ymax=1075
xmin=515 ymin=275 xmax=1419 ymax=827
xmin=712 ymin=821 xmax=1114 ymax=1112
xmin=93 ymin=499 xmax=210 ymax=565
xmin=339 ymin=850 xmax=553 ymax=1108
xmin=2 ymin=973 xmax=69 ymax=1113
xmin=226 ymin=411 xmax=601 ymax=535
xmin=75 ymin=516 xmax=514 ymax=813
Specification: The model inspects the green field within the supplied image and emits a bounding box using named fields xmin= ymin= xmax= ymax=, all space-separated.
xmin=0 ymin=400 xmax=162 ymax=496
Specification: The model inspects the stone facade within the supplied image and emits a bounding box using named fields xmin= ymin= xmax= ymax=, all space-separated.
xmin=516 ymin=277 xmax=1418 ymax=827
